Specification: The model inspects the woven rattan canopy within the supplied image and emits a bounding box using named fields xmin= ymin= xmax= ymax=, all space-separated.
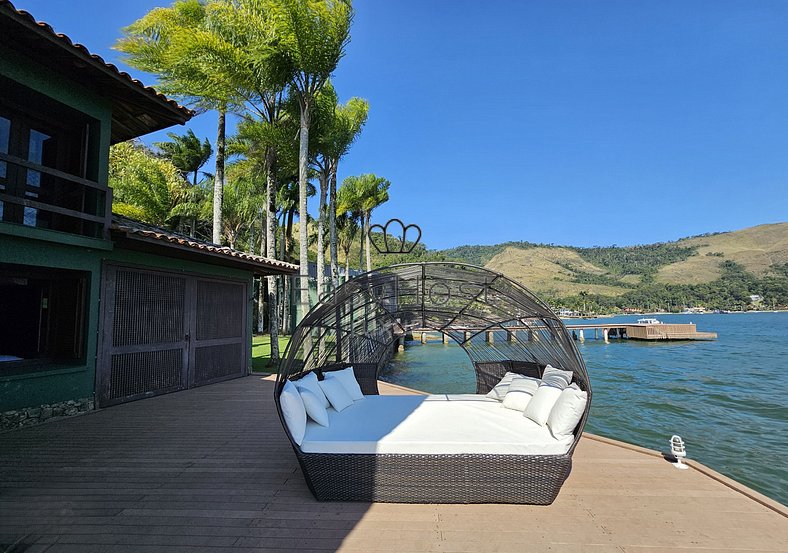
xmin=278 ymin=262 xmax=590 ymax=395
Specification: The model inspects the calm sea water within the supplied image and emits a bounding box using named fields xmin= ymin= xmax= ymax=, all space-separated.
xmin=380 ymin=312 xmax=788 ymax=505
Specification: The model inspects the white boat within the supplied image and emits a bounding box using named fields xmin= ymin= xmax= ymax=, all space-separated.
xmin=636 ymin=318 xmax=662 ymax=325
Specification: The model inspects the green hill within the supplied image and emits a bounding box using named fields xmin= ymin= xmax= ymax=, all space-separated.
xmin=362 ymin=222 xmax=788 ymax=312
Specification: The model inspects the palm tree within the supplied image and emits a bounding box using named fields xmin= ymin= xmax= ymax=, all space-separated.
xmin=116 ymin=0 xmax=238 ymax=245
xmin=155 ymin=129 xmax=212 ymax=187
xmin=312 ymin=83 xmax=369 ymax=295
xmin=155 ymin=129 xmax=212 ymax=236
xmin=341 ymin=174 xmax=390 ymax=272
xmin=336 ymin=212 xmax=359 ymax=279
xmin=268 ymin=0 xmax=354 ymax=321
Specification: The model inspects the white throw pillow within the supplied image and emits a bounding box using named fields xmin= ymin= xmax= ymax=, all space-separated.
xmin=297 ymin=371 xmax=330 ymax=408
xmin=541 ymin=365 xmax=574 ymax=389
xmin=501 ymin=376 xmax=540 ymax=412
xmin=547 ymin=384 xmax=588 ymax=437
xmin=318 ymin=376 xmax=354 ymax=412
xmin=324 ymin=366 xmax=364 ymax=401
xmin=296 ymin=386 xmax=330 ymax=427
xmin=486 ymin=372 xmax=522 ymax=401
xmin=524 ymin=384 xmax=563 ymax=426
xmin=280 ymin=380 xmax=307 ymax=445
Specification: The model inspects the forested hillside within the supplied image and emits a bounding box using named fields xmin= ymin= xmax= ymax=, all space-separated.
xmin=360 ymin=223 xmax=788 ymax=312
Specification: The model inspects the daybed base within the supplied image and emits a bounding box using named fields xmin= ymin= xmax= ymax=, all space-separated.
xmin=295 ymin=450 xmax=572 ymax=504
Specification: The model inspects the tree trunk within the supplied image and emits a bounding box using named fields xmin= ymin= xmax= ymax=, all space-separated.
xmin=286 ymin=208 xmax=294 ymax=262
xmin=358 ymin=216 xmax=364 ymax=273
xmin=316 ymin=171 xmax=327 ymax=300
xmin=345 ymin=251 xmax=350 ymax=280
xmin=328 ymin=161 xmax=339 ymax=289
xmin=365 ymin=211 xmax=372 ymax=272
xmin=212 ymin=108 xmax=226 ymax=244
xmin=265 ymin=151 xmax=280 ymax=361
xmin=297 ymin=101 xmax=311 ymax=323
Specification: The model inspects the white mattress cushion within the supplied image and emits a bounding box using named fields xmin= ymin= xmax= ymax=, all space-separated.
xmin=296 ymin=386 xmax=330 ymax=427
xmin=547 ymin=384 xmax=588 ymax=437
xmin=501 ymin=376 xmax=540 ymax=412
xmin=301 ymin=394 xmax=574 ymax=455
xmin=297 ymin=371 xmax=330 ymax=408
xmin=280 ymin=380 xmax=307 ymax=445
xmin=324 ymin=366 xmax=364 ymax=401
xmin=318 ymin=377 xmax=354 ymax=412
xmin=524 ymin=385 xmax=563 ymax=426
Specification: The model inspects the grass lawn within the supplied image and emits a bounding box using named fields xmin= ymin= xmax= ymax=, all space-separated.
xmin=251 ymin=334 xmax=290 ymax=373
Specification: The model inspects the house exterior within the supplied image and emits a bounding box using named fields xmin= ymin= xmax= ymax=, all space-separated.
xmin=0 ymin=1 xmax=297 ymax=430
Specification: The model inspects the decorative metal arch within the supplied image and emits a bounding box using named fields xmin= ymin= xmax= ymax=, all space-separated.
xmin=277 ymin=262 xmax=590 ymax=406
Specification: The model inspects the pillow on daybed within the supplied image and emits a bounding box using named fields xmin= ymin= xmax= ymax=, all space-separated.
xmin=541 ymin=365 xmax=574 ymax=389
xmin=486 ymin=372 xmax=522 ymax=401
xmin=296 ymin=386 xmax=330 ymax=427
xmin=501 ymin=376 xmax=540 ymax=412
xmin=280 ymin=380 xmax=307 ymax=445
xmin=324 ymin=366 xmax=364 ymax=401
xmin=547 ymin=383 xmax=588 ymax=437
xmin=318 ymin=377 xmax=354 ymax=412
xmin=297 ymin=371 xmax=330 ymax=408
xmin=524 ymin=385 xmax=563 ymax=426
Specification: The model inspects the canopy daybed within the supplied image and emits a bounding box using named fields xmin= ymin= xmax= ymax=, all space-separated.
xmin=275 ymin=262 xmax=591 ymax=504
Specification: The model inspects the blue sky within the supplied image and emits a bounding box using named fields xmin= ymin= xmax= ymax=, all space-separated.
xmin=16 ymin=0 xmax=788 ymax=249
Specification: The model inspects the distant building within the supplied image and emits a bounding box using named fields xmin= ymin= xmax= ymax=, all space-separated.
xmin=0 ymin=2 xmax=297 ymax=429
xmin=749 ymin=295 xmax=763 ymax=304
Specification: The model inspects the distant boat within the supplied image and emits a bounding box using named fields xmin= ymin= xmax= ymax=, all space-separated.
xmin=636 ymin=318 xmax=662 ymax=325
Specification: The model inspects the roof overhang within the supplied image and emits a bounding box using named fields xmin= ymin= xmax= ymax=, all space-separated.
xmin=110 ymin=219 xmax=299 ymax=277
xmin=0 ymin=0 xmax=194 ymax=143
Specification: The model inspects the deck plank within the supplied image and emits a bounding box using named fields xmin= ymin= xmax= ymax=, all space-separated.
xmin=0 ymin=375 xmax=785 ymax=553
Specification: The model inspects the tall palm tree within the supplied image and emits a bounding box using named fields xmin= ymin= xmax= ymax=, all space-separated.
xmin=341 ymin=174 xmax=390 ymax=272
xmin=312 ymin=83 xmax=368 ymax=295
xmin=155 ymin=129 xmax=212 ymax=187
xmin=155 ymin=129 xmax=212 ymax=236
xmin=268 ymin=0 xmax=354 ymax=321
xmin=116 ymin=0 xmax=237 ymax=245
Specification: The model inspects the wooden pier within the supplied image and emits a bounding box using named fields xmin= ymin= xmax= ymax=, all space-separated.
xmin=401 ymin=321 xmax=716 ymax=347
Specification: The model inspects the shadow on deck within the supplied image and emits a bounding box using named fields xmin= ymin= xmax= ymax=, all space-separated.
xmin=0 ymin=376 xmax=785 ymax=552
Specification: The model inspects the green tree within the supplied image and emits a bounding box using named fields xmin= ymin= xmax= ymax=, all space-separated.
xmin=340 ymin=174 xmax=390 ymax=272
xmin=268 ymin=0 xmax=354 ymax=319
xmin=116 ymin=0 xmax=238 ymax=244
xmin=311 ymin=83 xmax=368 ymax=295
xmin=109 ymin=141 xmax=187 ymax=227
xmin=155 ymin=129 xmax=212 ymax=186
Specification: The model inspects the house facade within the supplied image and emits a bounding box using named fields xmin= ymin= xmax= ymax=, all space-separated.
xmin=0 ymin=1 xmax=297 ymax=430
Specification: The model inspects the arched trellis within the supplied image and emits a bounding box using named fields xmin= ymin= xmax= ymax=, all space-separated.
xmin=275 ymin=262 xmax=592 ymax=504
xmin=278 ymin=262 xmax=590 ymax=399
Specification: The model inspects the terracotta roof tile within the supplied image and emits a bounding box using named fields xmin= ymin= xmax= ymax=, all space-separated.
xmin=111 ymin=216 xmax=299 ymax=274
xmin=0 ymin=0 xmax=194 ymax=120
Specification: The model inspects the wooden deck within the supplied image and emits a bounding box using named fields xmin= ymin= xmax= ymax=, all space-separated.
xmin=1 ymin=376 xmax=785 ymax=552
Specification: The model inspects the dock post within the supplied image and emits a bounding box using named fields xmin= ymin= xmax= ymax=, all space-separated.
xmin=486 ymin=331 xmax=495 ymax=343
xmin=397 ymin=336 xmax=405 ymax=352
xmin=603 ymin=328 xmax=609 ymax=343
xmin=507 ymin=331 xmax=517 ymax=343
xmin=420 ymin=332 xmax=427 ymax=344
xmin=595 ymin=329 xmax=599 ymax=340
xmin=579 ymin=329 xmax=585 ymax=342
xmin=442 ymin=333 xmax=449 ymax=345
xmin=464 ymin=331 xmax=471 ymax=342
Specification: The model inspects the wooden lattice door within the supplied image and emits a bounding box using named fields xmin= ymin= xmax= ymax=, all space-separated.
xmin=98 ymin=266 xmax=248 ymax=407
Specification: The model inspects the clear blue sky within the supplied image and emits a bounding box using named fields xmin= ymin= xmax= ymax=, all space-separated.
xmin=16 ymin=0 xmax=788 ymax=249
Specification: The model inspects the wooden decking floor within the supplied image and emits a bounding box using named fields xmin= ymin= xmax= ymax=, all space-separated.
xmin=0 ymin=376 xmax=785 ymax=552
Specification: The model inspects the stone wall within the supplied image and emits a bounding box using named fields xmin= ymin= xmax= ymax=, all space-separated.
xmin=1 ymin=397 xmax=94 ymax=432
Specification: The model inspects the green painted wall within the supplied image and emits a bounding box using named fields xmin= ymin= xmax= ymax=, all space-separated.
xmin=0 ymin=234 xmax=103 ymax=410
xmin=0 ymin=47 xmax=112 ymax=185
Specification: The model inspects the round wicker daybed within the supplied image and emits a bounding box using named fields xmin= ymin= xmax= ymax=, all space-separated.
xmin=275 ymin=262 xmax=591 ymax=504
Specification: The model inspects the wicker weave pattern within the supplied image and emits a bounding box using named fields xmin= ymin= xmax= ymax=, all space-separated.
xmin=298 ymin=450 xmax=572 ymax=504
